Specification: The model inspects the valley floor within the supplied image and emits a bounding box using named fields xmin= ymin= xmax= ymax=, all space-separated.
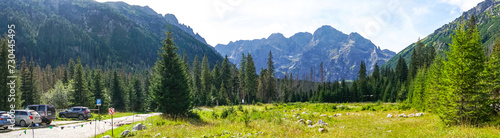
xmin=98 ymin=103 xmax=500 ymax=137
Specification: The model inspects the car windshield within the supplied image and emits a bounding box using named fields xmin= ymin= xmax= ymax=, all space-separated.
xmin=1 ymin=114 xmax=10 ymax=117
xmin=30 ymin=111 xmax=39 ymax=116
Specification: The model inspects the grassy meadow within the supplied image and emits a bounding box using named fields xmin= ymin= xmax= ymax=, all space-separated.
xmin=97 ymin=103 xmax=500 ymax=137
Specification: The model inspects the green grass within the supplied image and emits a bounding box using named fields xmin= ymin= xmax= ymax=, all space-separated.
xmin=97 ymin=103 xmax=500 ymax=137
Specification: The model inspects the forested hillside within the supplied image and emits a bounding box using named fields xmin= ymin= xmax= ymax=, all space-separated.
xmin=0 ymin=0 xmax=223 ymax=69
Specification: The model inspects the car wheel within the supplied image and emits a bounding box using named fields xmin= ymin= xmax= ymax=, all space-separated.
xmin=3 ymin=126 xmax=8 ymax=129
xmin=60 ymin=114 xmax=66 ymax=118
xmin=46 ymin=120 xmax=52 ymax=125
xmin=78 ymin=115 xmax=84 ymax=120
xmin=20 ymin=120 xmax=26 ymax=127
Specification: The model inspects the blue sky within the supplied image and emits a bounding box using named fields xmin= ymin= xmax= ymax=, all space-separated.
xmin=96 ymin=0 xmax=483 ymax=53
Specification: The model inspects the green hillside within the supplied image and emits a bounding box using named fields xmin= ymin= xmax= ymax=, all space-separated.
xmin=0 ymin=0 xmax=223 ymax=69
xmin=384 ymin=0 xmax=500 ymax=68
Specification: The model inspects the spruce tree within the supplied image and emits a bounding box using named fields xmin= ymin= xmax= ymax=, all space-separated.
xmin=0 ymin=37 xmax=8 ymax=110
xmin=93 ymin=68 xmax=109 ymax=114
xmin=20 ymin=57 xmax=32 ymax=107
xmin=265 ymin=51 xmax=277 ymax=102
xmin=191 ymin=55 xmax=202 ymax=106
xmin=72 ymin=57 xmax=90 ymax=107
xmin=201 ymin=54 xmax=212 ymax=106
xmin=149 ymin=30 xmax=192 ymax=117
xmin=244 ymin=54 xmax=258 ymax=102
xmin=441 ymin=17 xmax=490 ymax=125
xmin=111 ymin=71 xmax=126 ymax=111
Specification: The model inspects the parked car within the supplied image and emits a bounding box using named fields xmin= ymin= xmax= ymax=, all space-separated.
xmin=59 ymin=107 xmax=92 ymax=120
xmin=26 ymin=105 xmax=56 ymax=125
xmin=0 ymin=111 xmax=14 ymax=129
xmin=14 ymin=110 xmax=42 ymax=127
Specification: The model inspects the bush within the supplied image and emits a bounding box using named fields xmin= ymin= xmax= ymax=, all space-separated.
xmin=220 ymin=107 xmax=235 ymax=118
xmin=241 ymin=109 xmax=251 ymax=127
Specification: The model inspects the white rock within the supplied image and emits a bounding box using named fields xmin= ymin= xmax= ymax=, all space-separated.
xmin=101 ymin=135 xmax=111 ymax=138
xmin=153 ymin=133 xmax=161 ymax=138
xmin=319 ymin=128 xmax=327 ymax=133
xmin=409 ymin=113 xmax=415 ymax=117
xmin=132 ymin=123 xmax=144 ymax=132
xmin=387 ymin=114 xmax=393 ymax=118
xmin=398 ymin=113 xmax=408 ymax=118
xmin=416 ymin=113 xmax=424 ymax=117
xmin=121 ymin=130 xmax=130 ymax=137
xmin=320 ymin=114 xmax=327 ymax=117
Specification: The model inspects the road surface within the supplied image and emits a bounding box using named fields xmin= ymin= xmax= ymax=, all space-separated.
xmin=0 ymin=113 xmax=160 ymax=138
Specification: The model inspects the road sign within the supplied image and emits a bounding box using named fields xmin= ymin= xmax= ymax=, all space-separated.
xmin=96 ymin=99 xmax=101 ymax=106
xmin=109 ymin=108 xmax=115 ymax=115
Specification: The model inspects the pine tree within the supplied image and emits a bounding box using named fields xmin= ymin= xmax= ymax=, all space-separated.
xmin=201 ymin=54 xmax=212 ymax=106
xmin=191 ymin=55 xmax=202 ymax=106
xmin=68 ymin=58 xmax=75 ymax=80
xmin=111 ymin=71 xmax=126 ymax=111
xmin=212 ymin=61 xmax=222 ymax=91
xmin=0 ymin=37 xmax=8 ymax=110
xmin=72 ymin=57 xmax=90 ymax=107
xmin=265 ymin=51 xmax=277 ymax=102
xmin=441 ymin=16 xmax=490 ymax=125
xmin=132 ymin=75 xmax=144 ymax=112
xmin=150 ymin=30 xmax=192 ymax=117
xmin=244 ymin=54 xmax=258 ymax=102
xmin=20 ymin=57 xmax=32 ymax=107
xmin=93 ymin=68 xmax=109 ymax=114
xmin=395 ymin=55 xmax=408 ymax=82
xmin=221 ymin=55 xmax=231 ymax=91
xmin=238 ymin=53 xmax=246 ymax=103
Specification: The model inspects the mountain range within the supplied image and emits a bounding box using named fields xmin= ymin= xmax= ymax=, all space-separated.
xmin=0 ymin=0 xmax=223 ymax=68
xmin=215 ymin=25 xmax=396 ymax=81
xmin=384 ymin=0 xmax=500 ymax=68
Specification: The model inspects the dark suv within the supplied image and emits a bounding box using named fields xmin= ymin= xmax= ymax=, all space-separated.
xmin=59 ymin=107 xmax=92 ymax=120
xmin=26 ymin=105 xmax=56 ymax=124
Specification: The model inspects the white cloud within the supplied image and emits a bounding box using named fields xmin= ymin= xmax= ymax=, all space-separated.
xmin=413 ymin=6 xmax=431 ymax=16
xmin=441 ymin=0 xmax=484 ymax=12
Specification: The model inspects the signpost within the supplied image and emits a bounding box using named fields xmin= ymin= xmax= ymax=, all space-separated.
xmin=95 ymin=99 xmax=101 ymax=138
xmin=109 ymin=108 xmax=115 ymax=137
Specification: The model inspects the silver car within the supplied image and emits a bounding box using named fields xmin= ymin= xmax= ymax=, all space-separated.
xmin=14 ymin=110 xmax=42 ymax=127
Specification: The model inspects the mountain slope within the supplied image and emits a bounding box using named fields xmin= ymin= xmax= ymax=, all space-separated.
xmin=216 ymin=25 xmax=396 ymax=81
xmin=0 ymin=0 xmax=223 ymax=68
xmin=384 ymin=0 xmax=500 ymax=68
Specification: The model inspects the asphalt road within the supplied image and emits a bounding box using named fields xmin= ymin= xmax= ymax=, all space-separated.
xmin=0 ymin=113 xmax=160 ymax=138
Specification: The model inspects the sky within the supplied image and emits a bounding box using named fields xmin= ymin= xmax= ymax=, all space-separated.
xmin=96 ymin=0 xmax=484 ymax=53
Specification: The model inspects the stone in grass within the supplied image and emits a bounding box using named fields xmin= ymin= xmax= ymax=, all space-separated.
xmin=132 ymin=123 xmax=144 ymax=132
xmin=153 ymin=133 xmax=161 ymax=138
xmin=319 ymin=128 xmax=327 ymax=133
xmin=121 ymin=130 xmax=131 ymax=137
xmin=101 ymin=135 xmax=111 ymax=138
xmin=317 ymin=120 xmax=328 ymax=126
xmin=297 ymin=119 xmax=304 ymax=124
xmin=320 ymin=114 xmax=327 ymax=117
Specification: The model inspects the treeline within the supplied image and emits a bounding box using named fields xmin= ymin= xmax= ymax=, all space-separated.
xmin=0 ymin=35 xmax=320 ymax=114
xmin=309 ymin=16 xmax=500 ymax=125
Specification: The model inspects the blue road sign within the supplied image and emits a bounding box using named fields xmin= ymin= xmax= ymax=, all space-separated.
xmin=97 ymin=99 xmax=101 ymax=106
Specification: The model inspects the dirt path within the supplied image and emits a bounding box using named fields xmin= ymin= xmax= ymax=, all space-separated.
xmin=0 ymin=113 xmax=161 ymax=138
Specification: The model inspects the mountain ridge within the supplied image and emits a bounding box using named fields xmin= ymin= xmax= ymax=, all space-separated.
xmin=216 ymin=25 xmax=395 ymax=81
